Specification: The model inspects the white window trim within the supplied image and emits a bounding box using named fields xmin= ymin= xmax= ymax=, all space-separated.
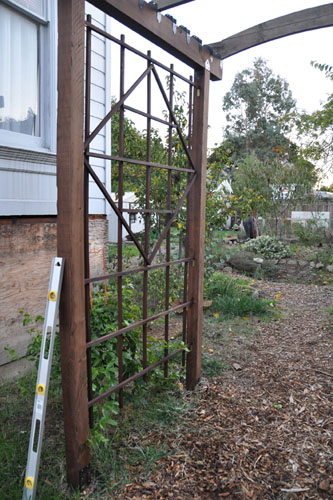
xmin=0 ymin=0 xmax=57 ymax=155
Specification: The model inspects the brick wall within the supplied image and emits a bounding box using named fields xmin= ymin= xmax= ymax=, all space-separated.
xmin=0 ymin=217 xmax=108 ymax=367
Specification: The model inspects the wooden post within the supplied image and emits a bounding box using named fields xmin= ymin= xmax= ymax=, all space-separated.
xmin=186 ymin=68 xmax=210 ymax=390
xmin=57 ymin=0 xmax=90 ymax=487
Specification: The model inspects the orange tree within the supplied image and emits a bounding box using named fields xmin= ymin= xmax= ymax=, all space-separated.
xmin=227 ymin=153 xmax=317 ymax=237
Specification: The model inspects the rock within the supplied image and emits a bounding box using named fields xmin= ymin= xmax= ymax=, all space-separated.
xmin=253 ymin=257 xmax=263 ymax=264
xmin=228 ymin=255 xmax=257 ymax=273
xmin=298 ymin=260 xmax=308 ymax=269
xmin=309 ymin=261 xmax=316 ymax=268
xmin=232 ymin=363 xmax=242 ymax=371
xmin=318 ymin=478 xmax=330 ymax=491
xmin=252 ymin=290 xmax=260 ymax=299
xmin=315 ymin=262 xmax=324 ymax=269
xmin=326 ymin=265 xmax=333 ymax=273
xmin=287 ymin=259 xmax=297 ymax=267
xmin=203 ymin=300 xmax=213 ymax=309
xmin=223 ymin=266 xmax=233 ymax=274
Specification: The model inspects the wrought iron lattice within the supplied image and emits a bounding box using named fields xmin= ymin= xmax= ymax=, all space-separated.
xmin=83 ymin=16 xmax=197 ymax=421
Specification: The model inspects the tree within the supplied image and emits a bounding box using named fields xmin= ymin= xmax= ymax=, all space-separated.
xmin=227 ymin=153 xmax=317 ymax=237
xmin=296 ymin=62 xmax=333 ymax=174
xmin=222 ymin=58 xmax=296 ymax=164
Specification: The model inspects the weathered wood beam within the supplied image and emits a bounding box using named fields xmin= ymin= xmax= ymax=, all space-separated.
xmin=207 ymin=4 xmax=333 ymax=60
xmin=57 ymin=0 xmax=90 ymax=488
xmin=186 ymin=68 xmax=210 ymax=390
xmin=87 ymin=0 xmax=222 ymax=80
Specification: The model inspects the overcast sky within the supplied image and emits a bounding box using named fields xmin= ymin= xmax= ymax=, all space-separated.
xmin=162 ymin=0 xmax=333 ymax=148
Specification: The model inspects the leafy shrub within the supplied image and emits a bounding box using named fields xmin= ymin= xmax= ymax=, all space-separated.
xmin=205 ymin=272 xmax=273 ymax=319
xmin=243 ymin=235 xmax=291 ymax=259
xmin=294 ymin=220 xmax=329 ymax=246
xmin=15 ymin=275 xmax=187 ymax=440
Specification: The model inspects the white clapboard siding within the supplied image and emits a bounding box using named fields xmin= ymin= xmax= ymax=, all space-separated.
xmin=0 ymin=2 xmax=111 ymax=217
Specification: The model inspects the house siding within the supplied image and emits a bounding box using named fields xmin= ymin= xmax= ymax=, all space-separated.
xmin=0 ymin=2 xmax=111 ymax=217
xmin=0 ymin=3 xmax=112 ymax=372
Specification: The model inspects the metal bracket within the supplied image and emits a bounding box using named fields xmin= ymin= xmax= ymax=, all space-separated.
xmin=179 ymin=25 xmax=191 ymax=44
xmin=165 ymin=14 xmax=177 ymax=34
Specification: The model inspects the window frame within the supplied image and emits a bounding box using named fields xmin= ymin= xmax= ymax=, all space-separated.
xmin=0 ymin=0 xmax=57 ymax=154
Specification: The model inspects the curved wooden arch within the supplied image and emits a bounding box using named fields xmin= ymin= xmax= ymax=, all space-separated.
xmin=207 ymin=3 xmax=333 ymax=60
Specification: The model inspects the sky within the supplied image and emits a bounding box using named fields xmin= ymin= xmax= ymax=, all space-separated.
xmin=109 ymin=0 xmax=332 ymax=180
xmin=163 ymin=0 xmax=333 ymax=146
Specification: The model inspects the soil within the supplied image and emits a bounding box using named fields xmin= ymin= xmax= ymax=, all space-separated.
xmin=119 ymin=281 xmax=333 ymax=499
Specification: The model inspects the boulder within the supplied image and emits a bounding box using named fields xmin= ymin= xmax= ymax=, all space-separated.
xmin=253 ymin=257 xmax=263 ymax=264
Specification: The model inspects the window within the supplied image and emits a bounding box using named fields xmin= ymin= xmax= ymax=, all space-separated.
xmin=0 ymin=0 xmax=57 ymax=152
xmin=0 ymin=4 xmax=40 ymax=136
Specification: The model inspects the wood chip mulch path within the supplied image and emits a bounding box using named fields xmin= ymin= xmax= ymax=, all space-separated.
xmin=121 ymin=282 xmax=333 ymax=500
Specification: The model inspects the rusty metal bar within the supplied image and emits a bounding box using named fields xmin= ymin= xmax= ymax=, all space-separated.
xmin=85 ymin=19 xmax=196 ymax=86
xmin=164 ymin=63 xmax=174 ymax=378
xmin=182 ymin=75 xmax=193 ymax=366
xmin=86 ymin=152 xmax=194 ymax=173
xmin=116 ymin=34 xmax=126 ymax=408
xmin=85 ymin=257 xmax=194 ymax=284
xmin=86 ymin=300 xmax=192 ymax=349
xmin=122 ymin=208 xmax=172 ymax=214
xmin=84 ymin=14 xmax=94 ymax=428
xmin=142 ymin=50 xmax=152 ymax=380
xmin=149 ymin=172 xmax=197 ymax=264
xmin=123 ymin=104 xmax=177 ymax=128
xmin=88 ymin=346 xmax=188 ymax=408
xmin=182 ymin=261 xmax=188 ymax=366
xmin=84 ymin=158 xmax=149 ymax=264
xmin=151 ymin=66 xmax=196 ymax=171
xmin=85 ymin=64 xmax=154 ymax=149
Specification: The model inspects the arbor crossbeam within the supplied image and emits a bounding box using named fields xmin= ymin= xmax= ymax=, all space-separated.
xmin=208 ymin=4 xmax=333 ymax=59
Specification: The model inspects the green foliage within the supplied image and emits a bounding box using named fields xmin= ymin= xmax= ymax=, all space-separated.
xmin=319 ymin=183 xmax=333 ymax=193
xmin=109 ymin=243 xmax=140 ymax=261
xmin=204 ymin=237 xmax=227 ymax=275
xmin=0 ymin=372 xmax=78 ymax=500
xmin=15 ymin=269 xmax=187 ymax=446
xmin=294 ymin=220 xmax=330 ymax=246
xmin=296 ymin=61 xmax=333 ymax=171
xmin=205 ymin=272 xmax=273 ymax=319
xmin=243 ymin=235 xmax=291 ymax=259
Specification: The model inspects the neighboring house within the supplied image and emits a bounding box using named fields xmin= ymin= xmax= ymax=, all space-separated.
xmin=290 ymin=190 xmax=333 ymax=229
xmin=0 ymin=0 xmax=112 ymax=375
